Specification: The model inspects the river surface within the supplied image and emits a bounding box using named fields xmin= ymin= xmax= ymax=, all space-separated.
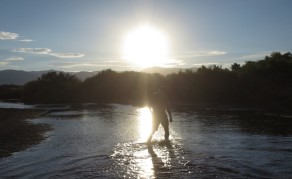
xmin=0 ymin=103 xmax=292 ymax=178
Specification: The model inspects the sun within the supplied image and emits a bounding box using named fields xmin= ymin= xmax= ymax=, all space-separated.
xmin=122 ymin=25 xmax=169 ymax=67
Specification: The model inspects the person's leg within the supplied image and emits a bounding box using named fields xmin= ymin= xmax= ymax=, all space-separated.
xmin=147 ymin=119 xmax=159 ymax=143
xmin=147 ymin=130 xmax=155 ymax=143
xmin=161 ymin=120 xmax=169 ymax=140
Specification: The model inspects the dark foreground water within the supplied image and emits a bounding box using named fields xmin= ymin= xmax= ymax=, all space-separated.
xmin=0 ymin=103 xmax=292 ymax=178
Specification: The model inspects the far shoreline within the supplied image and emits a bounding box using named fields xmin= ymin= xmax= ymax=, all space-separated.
xmin=2 ymin=99 xmax=292 ymax=119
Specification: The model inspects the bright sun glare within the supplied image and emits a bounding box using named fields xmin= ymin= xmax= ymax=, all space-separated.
xmin=123 ymin=25 xmax=169 ymax=67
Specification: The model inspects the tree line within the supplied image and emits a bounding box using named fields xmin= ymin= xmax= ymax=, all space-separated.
xmin=1 ymin=52 xmax=292 ymax=109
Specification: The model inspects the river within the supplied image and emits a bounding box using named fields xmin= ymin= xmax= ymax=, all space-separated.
xmin=0 ymin=103 xmax=291 ymax=178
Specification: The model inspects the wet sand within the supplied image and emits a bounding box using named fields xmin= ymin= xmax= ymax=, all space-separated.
xmin=0 ymin=108 xmax=52 ymax=158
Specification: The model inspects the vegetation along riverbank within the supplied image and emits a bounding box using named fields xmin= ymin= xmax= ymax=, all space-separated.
xmin=1 ymin=52 xmax=291 ymax=112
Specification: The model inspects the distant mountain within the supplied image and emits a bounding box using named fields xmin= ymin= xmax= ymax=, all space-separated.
xmin=30 ymin=70 xmax=58 ymax=77
xmin=141 ymin=66 xmax=197 ymax=76
xmin=0 ymin=70 xmax=100 ymax=85
xmin=0 ymin=70 xmax=39 ymax=85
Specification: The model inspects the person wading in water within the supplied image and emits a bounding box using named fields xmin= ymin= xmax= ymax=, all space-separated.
xmin=147 ymin=86 xmax=173 ymax=143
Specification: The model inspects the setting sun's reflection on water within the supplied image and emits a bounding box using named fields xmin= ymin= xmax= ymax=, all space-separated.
xmin=124 ymin=107 xmax=175 ymax=178
xmin=137 ymin=107 xmax=152 ymax=142
xmin=108 ymin=107 xmax=174 ymax=178
xmin=133 ymin=148 xmax=154 ymax=178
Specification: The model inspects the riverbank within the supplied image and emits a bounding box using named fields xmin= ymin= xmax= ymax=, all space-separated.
xmin=0 ymin=108 xmax=52 ymax=158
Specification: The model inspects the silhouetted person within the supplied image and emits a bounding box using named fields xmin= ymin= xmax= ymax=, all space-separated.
xmin=147 ymin=86 xmax=172 ymax=143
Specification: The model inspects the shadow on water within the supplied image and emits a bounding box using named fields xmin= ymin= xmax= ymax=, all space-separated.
xmin=146 ymin=141 xmax=174 ymax=178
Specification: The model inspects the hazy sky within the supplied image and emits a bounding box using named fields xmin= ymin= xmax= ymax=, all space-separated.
xmin=1 ymin=0 xmax=292 ymax=71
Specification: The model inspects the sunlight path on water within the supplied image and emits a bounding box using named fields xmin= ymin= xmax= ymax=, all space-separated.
xmin=107 ymin=107 xmax=186 ymax=178
xmin=137 ymin=107 xmax=152 ymax=142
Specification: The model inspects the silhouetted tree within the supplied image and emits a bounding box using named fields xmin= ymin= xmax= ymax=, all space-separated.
xmin=20 ymin=52 xmax=292 ymax=110
xmin=231 ymin=63 xmax=241 ymax=71
xmin=79 ymin=69 xmax=164 ymax=105
xmin=0 ymin=85 xmax=22 ymax=100
xmin=23 ymin=72 xmax=81 ymax=103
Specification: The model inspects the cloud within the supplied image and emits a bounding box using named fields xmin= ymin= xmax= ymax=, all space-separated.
xmin=12 ymin=48 xmax=52 ymax=54
xmin=19 ymin=39 xmax=34 ymax=42
xmin=0 ymin=31 xmax=19 ymax=40
xmin=50 ymin=53 xmax=85 ymax=58
xmin=208 ymin=51 xmax=227 ymax=55
xmin=176 ymin=50 xmax=228 ymax=59
xmin=235 ymin=52 xmax=270 ymax=61
xmin=193 ymin=62 xmax=220 ymax=67
xmin=5 ymin=57 xmax=24 ymax=61
xmin=0 ymin=31 xmax=34 ymax=41
xmin=0 ymin=61 xmax=10 ymax=66
xmin=12 ymin=48 xmax=85 ymax=58
xmin=0 ymin=57 xmax=24 ymax=67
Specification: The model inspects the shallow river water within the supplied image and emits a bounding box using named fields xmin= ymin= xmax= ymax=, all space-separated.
xmin=0 ymin=103 xmax=292 ymax=178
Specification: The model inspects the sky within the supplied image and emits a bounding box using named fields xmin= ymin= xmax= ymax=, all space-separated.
xmin=1 ymin=0 xmax=292 ymax=72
